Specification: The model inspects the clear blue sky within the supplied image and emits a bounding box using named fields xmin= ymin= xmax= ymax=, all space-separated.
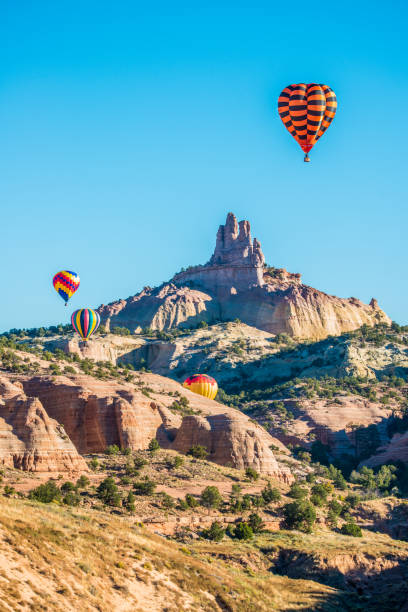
xmin=1 ymin=0 xmax=407 ymax=332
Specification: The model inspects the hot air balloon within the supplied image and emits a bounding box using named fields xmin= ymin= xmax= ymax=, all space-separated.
xmin=183 ymin=374 xmax=218 ymax=400
xmin=278 ymin=83 xmax=337 ymax=162
xmin=53 ymin=271 xmax=80 ymax=305
xmin=71 ymin=308 xmax=100 ymax=341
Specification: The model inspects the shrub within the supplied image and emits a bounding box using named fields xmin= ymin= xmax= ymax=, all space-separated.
xmin=340 ymin=522 xmax=363 ymax=537
xmin=185 ymin=494 xmax=198 ymax=508
xmin=248 ymin=513 xmax=264 ymax=533
xmin=63 ymin=491 xmax=81 ymax=506
xmin=61 ymin=481 xmax=76 ymax=493
xmin=89 ymin=457 xmax=99 ymax=470
xmin=203 ymin=521 xmax=225 ymax=542
xmin=261 ymin=485 xmax=281 ymax=504
xmin=29 ymin=480 xmax=61 ymax=503
xmin=288 ymin=483 xmax=308 ymax=499
xmin=133 ymin=455 xmax=148 ymax=470
xmin=96 ymin=477 xmax=121 ymax=507
xmin=148 ymin=438 xmax=160 ymax=453
xmin=345 ymin=493 xmax=361 ymax=508
xmin=245 ymin=467 xmax=259 ymax=482
xmin=159 ymin=492 xmax=175 ymax=509
xmin=283 ymin=500 xmax=316 ymax=532
xmin=172 ymin=455 xmax=184 ymax=469
xmin=200 ymin=486 xmax=222 ymax=510
xmin=76 ymin=475 xmax=90 ymax=489
xmin=105 ymin=444 xmax=120 ymax=456
xmin=187 ymin=445 xmax=208 ymax=460
xmin=134 ymin=479 xmax=156 ymax=496
xmin=3 ymin=485 xmax=15 ymax=497
xmin=125 ymin=491 xmax=136 ymax=512
xmin=234 ymin=521 xmax=253 ymax=540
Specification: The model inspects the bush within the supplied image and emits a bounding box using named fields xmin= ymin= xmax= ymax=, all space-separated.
xmin=202 ymin=521 xmax=225 ymax=542
xmin=187 ymin=445 xmax=208 ymax=460
xmin=134 ymin=479 xmax=156 ymax=496
xmin=148 ymin=438 xmax=160 ymax=453
xmin=185 ymin=494 xmax=198 ymax=508
xmin=340 ymin=522 xmax=363 ymax=537
xmin=200 ymin=486 xmax=222 ymax=510
xmin=89 ymin=457 xmax=99 ymax=471
xmin=283 ymin=500 xmax=316 ymax=532
xmin=288 ymin=483 xmax=308 ymax=499
xmin=159 ymin=492 xmax=175 ymax=509
xmin=125 ymin=491 xmax=136 ymax=512
xmin=63 ymin=491 xmax=81 ymax=506
xmin=105 ymin=445 xmax=120 ymax=456
xmin=61 ymin=481 xmax=76 ymax=493
xmin=96 ymin=477 xmax=121 ymax=507
xmin=245 ymin=467 xmax=259 ymax=482
xmin=248 ymin=513 xmax=264 ymax=533
xmin=172 ymin=455 xmax=184 ymax=469
xmin=234 ymin=521 xmax=253 ymax=540
xmin=261 ymin=485 xmax=281 ymax=504
xmin=3 ymin=485 xmax=15 ymax=497
xmin=76 ymin=475 xmax=90 ymax=489
xmin=29 ymin=480 xmax=61 ymax=503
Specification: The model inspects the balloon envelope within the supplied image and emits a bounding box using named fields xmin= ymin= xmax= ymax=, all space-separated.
xmin=183 ymin=374 xmax=218 ymax=400
xmin=278 ymin=83 xmax=337 ymax=159
xmin=71 ymin=308 xmax=100 ymax=341
xmin=53 ymin=270 xmax=80 ymax=304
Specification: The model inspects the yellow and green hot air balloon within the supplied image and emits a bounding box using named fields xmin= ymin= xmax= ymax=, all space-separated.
xmin=183 ymin=374 xmax=218 ymax=400
xmin=71 ymin=308 xmax=100 ymax=341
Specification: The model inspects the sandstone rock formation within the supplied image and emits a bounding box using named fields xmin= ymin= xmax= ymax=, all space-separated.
xmin=0 ymin=376 xmax=87 ymax=472
xmin=18 ymin=372 xmax=292 ymax=480
xmin=97 ymin=213 xmax=390 ymax=340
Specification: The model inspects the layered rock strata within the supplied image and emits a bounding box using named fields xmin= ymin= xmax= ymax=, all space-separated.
xmin=0 ymin=376 xmax=87 ymax=472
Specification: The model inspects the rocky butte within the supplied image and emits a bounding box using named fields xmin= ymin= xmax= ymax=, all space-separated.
xmin=98 ymin=212 xmax=390 ymax=340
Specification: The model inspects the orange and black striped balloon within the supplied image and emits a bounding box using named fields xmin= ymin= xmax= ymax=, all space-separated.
xmin=278 ymin=83 xmax=337 ymax=161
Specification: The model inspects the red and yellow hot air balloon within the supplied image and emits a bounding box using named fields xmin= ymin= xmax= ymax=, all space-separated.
xmin=278 ymin=83 xmax=337 ymax=161
xmin=183 ymin=374 xmax=218 ymax=400
xmin=71 ymin=308 xmax=100 ymax=341
xmin=53 ymin=270 xmax=80 ymax=305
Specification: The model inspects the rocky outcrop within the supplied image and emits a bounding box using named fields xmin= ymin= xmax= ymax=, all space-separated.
xmin=19 ymin=372 xmax=292 ymax=480
xmin=0 ymin=376 xmax=87 ymax=472
xmin=97 ymin=213 xmax=390 ymax=340
xmin=171 ymin=413 xmax=289 ymax=479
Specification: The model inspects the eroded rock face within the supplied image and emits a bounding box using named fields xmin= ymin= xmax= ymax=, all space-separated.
xmin=97 ymin=213 xmax=390 ymax=340
xmin=19 ymin=373 xmax=292 ymax=480
xmin=0 ymin=377 xmax=87 ymax=472
xmin=171 ymin=413 xmax=289 ymax=480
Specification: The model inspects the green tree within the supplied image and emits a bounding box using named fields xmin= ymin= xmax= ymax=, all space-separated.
xmin=125 ymin=491 xmax=136 ymax=512
xmin=96 ymin=477 xmax=121 ymax=506
xmin=283 ymin=500 xmax=316 ymax=532
xmin=172 ymin=455 xmax=184 ymax=469
xmin=29 ymin=480 xmax=61 ymax=503
xmin=203 ymin=521 xmax=225 ymax=542
xmin=200 ymin=486 xmax=222 ymax=510
xmin=288 ymin=483 xmax=308 ymax=499
xmin=133 ymin=479 xmax=156 ymax=496
xmin=248 ymin=513 xmax=264 ymax=533
xmin=261 ymin=484 xmax=281 ymax=504
xmin=61 ymin=481 xmax=76 ymax=493
xmin=187 ymin=445 xmax=208 ymax=460
xmin=234 ymin=521 xmax=253 ymax=540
